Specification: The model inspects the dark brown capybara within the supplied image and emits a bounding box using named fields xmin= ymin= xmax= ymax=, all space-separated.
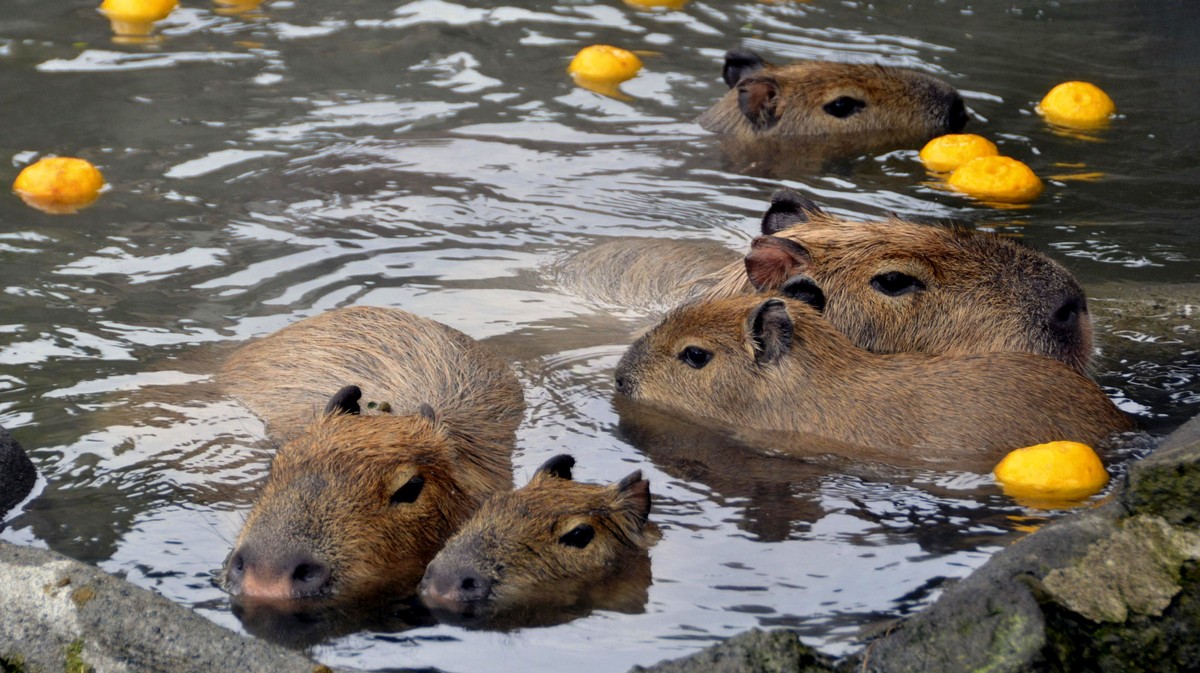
xmin=419 ymin=454 xmax=660 ymax=628
xmin=0 ymin=425 xmax=36 ymax=520
xmin=553 ymin=190 xmax=1093 ymax=373
xmin=218 ymin=306 xmax=524 ymax=601
xmin=614 ymin=295 xmax=1132 ymax=462
xmin=697 ymin=50 xmax=968 ymax=142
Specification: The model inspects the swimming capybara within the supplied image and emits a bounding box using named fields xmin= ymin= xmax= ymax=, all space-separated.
xmin=553 ymin=190 xmax=1093 ymax=373
xmin=419 ymin=454 xmax=660 ymax=627
xmin=614 ymin=296 xmax=1132 ymax=462
xmin=0 ymin=424 xmax=36 ymax=520
xmin=218 ymin=306 xmax=524 ymax=601
xmin=696 ymin=50 xmax=968 ymax=141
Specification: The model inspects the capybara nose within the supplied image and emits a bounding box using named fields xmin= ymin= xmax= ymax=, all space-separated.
xmin=1049 ymin=296 xmax=1086 ymax=333
xmin=615 ymin=373 xmax=628 ymax=394
xmin=227 ymin=547 xmax=331 ymax=599
xmin=420 ymin=567 xmax=493 ymax=609
xmin=947 ymin=95 xmax=969 ymax=133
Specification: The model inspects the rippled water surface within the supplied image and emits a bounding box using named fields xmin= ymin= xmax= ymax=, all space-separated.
xmin=2 ymin=1 xmax=1198 ymax=671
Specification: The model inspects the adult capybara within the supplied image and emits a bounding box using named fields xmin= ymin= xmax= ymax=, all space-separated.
xmin=614 ymin=296 xmax=1132 ymax=463
xmin=419 ymin=455 xmax=659 ymax=627
xmin=553 ymin=190 xmax=1092 ymax=373
xmin=0 ymin=425 xmax=36 ymax=520
xmin=697 ymin=50 xmax=968 ymax=141
xmin=218 ymin=306 xmax=524 ymax=601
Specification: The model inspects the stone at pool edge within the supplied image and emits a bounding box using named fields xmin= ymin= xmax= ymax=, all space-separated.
xmin=629 ymin=412 xmax=1200 ymax=673
xmin=0 ymin=425 xmax=36 ymax=519
xmin=0 ymin=541 xmax=343 ymax=673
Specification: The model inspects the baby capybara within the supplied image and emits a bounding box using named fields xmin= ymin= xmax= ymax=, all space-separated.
xmin=419 ymin=455 xmax=660 ymax=625
xmin=697 ymin=50 xmax=968 ymax=141
xmin=219 ymin=306 xmax=524 ymax=601
xmin=553 ymin=190 xmax=1092 ymax=373
xmin=614 ymin=296 xmax=1131 ymax=462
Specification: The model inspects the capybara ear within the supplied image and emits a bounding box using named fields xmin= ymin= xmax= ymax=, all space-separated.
xmin=761 ymin=188 xmax=824 ymax=235
xmin=614 ymin=470 xmax=651 ymax=525
xmin=780 ymin=275 xmax=826 ymax=313
xmin=749 ymin=299 xmax=793 ymax=365
xmin=737 ymin=77 xmax=781 ymax=130
xmin=745 ymin=236 xmax=812 ymax=291
xmin=534 ymin=454 xmax=575 ymax=482
xmin=722 ymin=49 xmax=766 ymax=88
xmin=418 ymin=403 xmax=437 ymax=422
xmin=324 ymin=385 xmax=362 ymax=416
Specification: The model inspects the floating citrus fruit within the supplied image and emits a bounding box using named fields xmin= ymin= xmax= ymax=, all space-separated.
xmin=994 ymin=440 xmax=1109 ymax=506
xmin=100 ymin=0 xmax=178 ymax=38
xmin=948 ymin=155 xmax=1043 ymax=204
xmin=623 ymin=0 xmax=689 ymax=9
xmin=13 ymin=157 xmax=105 ymax=214
xmin=919 ymin=134 xmax=999 ymax=173
xmin=568 ymin=45 xmax=643 ymax=97
xmin=1038 ymin=81 xmax=1115 ymax=129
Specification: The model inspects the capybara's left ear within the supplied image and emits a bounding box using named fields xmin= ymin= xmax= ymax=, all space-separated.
xmin=418 ymin=403 xmax=437 ymax=423
xmin=745 ymin=235 xmax=813 ymax=292
xmin=781 ymin=275 xmax=826 ymax=314
xmin=761 ymin=188 xmax=824 ymax=235
xmin=737 ymin=77 xmax=781 ymax=130
xmin=534 ymin=454 xmax=575 ymax=482
xmin=614 ymin=470 xmax=651 ymax=525
xmin=324 ymin=385 xmax=362 ymax=416
xmin=722 ymin=49 xmax=767 ymax=88
xmin=749 ymin=299 xmax=793 ymax=365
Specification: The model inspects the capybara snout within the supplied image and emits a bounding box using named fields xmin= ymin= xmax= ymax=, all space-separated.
xmin=420 ymin=455 xmax=660 ymax=621
xmin=699 ymin=49 xmax=968 ymax=140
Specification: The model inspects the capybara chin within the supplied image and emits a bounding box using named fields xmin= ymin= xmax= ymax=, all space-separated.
xmin=614 ymin=296 xmax=1132 ymax=463
xmin=419 ymin=455 xmax=660 ymax=626
xmin=696 ymin=50 xmax=968 ymax=142
xmin=218 ymin=306 xmax=524 ymax=601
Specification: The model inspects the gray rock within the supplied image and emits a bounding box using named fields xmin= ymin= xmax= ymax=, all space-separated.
xmin=0 ymin=540 xmax=340 ymax=673
xmin=629 ymin=629 xmax=836 ymax=673
xmin=0 ymin=425 xmax=36 ymax=520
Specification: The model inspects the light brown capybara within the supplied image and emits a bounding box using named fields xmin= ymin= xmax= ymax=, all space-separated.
xmin=553 ymin=189 xmax=1093 ymax=373
xmin=696 ymin=50 xmax=968 ymax=141
xmin=614 ymin=295 xmax=1132 ymax=462
xmin=419 ymin=454 xmax=660 ymax=627
xmin=218 ymin=306 xmax=524 ymax=601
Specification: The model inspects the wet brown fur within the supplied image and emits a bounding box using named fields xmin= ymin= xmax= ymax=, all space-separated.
xmin=615 ymin=296 xmax=1132 ymax=462
xmin=219 ymin=306 xmax=524 ymax=599
xmin=697 ymin=59 xmax=964 ymax=142
xmin=703 ymin=212 xmax=1093 ymax=373
xmin=421 ymin=462 xmax=660 ymax=615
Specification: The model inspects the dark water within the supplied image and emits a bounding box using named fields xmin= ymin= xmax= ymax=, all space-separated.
xmin=1 ymin=1 xmax=1197 ymax=671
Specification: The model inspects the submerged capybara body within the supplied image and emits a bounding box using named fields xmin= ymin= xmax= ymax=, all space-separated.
xmin=554 ymin=190 xmax=1092 ymax=372
xmin=218 ymin=306 xmax=524 ymax=601
xmin=419 ymin=455 xmax=659 ymax=627
xmin=614 ymin=296 xmax=1131 ymax=462
xmin=697 ymin=50 xmax=968 ymax=142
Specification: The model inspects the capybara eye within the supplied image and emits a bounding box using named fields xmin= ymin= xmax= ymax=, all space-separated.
xmin=822 ymin=96 xmax=866 ymax=119
xmin=678 ymin=346 xmax=713 ymax=370
xmin=558 ymin=524 xmax=595 ymax=549
xmin=870 ymin=271 xmax=926 ymax=297
xmin=390 ymin=474 xmax=425 ymax=505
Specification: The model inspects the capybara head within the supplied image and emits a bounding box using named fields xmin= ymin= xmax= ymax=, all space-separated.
xmin=419 ymin=455 xmax=660 ymax=623
xmin=615 ymin=296 xmax=1131 ymax=459
xmin=696 ymin=50 xmax=968 ymax=140
xmin=223 ymin=386 xmax=492 ymax=601
xmin=706 ymin=189 xmax=1093 ymax=373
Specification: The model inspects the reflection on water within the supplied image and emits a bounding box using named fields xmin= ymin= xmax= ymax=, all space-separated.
xmin=1 ymin=1 xmax=1198 ymax=672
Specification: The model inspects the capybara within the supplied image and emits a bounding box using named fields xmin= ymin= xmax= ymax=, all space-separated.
xmin=696 ymin=50 xmax=968 ymax=141
xmin=419 ymin=454 xmax=660 ymax=627
xmin=0 ymin=425 xmax=36 ymax=520
xmin=614 ymin=296 xmax=1132 ymax=462
xmin=218 ymin=306 xmax=524 ymax=601
xmin=553 ymin=190 xmax=1093 ymax=373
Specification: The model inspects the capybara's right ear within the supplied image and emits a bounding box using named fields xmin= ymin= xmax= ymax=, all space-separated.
xmin=614 ymin=470 xmax=651 ymax=525
xmin=780 ymin=275 xmax=826 ymax=313
xmin=749 ymin=299 xmax=793 ymax=365
xmin=534 ymin=454 xmax=575 ymax=482
xmin=324 ymin=385 xmax=362 ymax=416
xmin=737 ymin=77 xmax=781 ymax=130
xmin=745 ymin=236 xmax=813 ymax=291
xmin=722 ymin=49 xmax=766 ymax=88
xmin=761 ymin=189 xmax=824 ymax=235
